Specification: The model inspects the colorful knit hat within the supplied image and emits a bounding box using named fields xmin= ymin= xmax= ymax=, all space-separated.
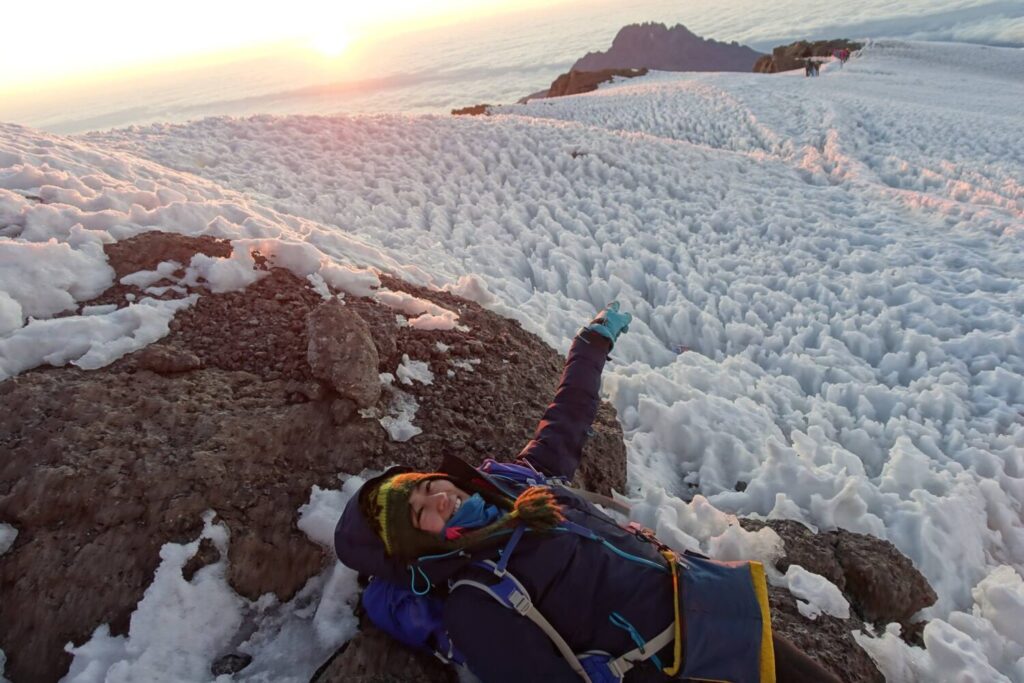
xmin=359 ymin=468 xmax=565 ymax=561
xmin=367 ymin=471 xmax=444 ymax=558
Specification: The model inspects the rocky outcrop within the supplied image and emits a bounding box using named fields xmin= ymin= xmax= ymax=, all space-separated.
xmin=546 ymin=68 xmax=648 ymax=99
xmin=753 ymin=39 xmax=862 ymax=73
xmin=451 ymin=104 xmax=491 ymax=116
xmin=509 ymin=22 xmax=761 ymax=104
xmin=574 ymin=22 xmax=764 ymax=73
xmin=0 ymin=231 xmax=626 ymax=682
xmin=744 ymin=518 xmax=937 ymax=681
xmin=307 ymin=298 xmax=381 ymax=408
xmin=753 ymin=517 xmax=938 ymax=627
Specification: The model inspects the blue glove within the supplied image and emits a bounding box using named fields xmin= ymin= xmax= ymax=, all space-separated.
xmin=583 ymin=301 xmax=631 ymax=347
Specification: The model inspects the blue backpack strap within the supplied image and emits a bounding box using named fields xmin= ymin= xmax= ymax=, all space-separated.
xmin=449 ymin=527 xmax=598 ymax=682
xmin=478 ymin=459 xmax=573 ymax=488
xmin=494 ymin=525 xmax=526 ymax=574
xmin=451 ymin=559 xmax=595 ymax=683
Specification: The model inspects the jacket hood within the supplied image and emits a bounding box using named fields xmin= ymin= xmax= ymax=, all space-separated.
xmin=334 ymin=466 xmax=413 ymax=584
xmin=333 ymin=455 xmax=515 ymax=586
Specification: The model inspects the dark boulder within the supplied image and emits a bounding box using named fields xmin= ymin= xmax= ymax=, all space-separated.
xmin=834 ymin=529 xmax=937 ymax=624
xmin=307 ymin=298 xmax=381 ymax=408
xmin=742 ymin=517 xmax=937 ymax=683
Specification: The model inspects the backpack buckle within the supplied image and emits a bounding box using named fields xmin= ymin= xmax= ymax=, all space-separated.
xmin=626 ymin=522 xmax=672 ymax=553
xmin=606 ymin=658 xmax=628 ymax=679
xmin=509 ymin=589 xmax=532 ymax=615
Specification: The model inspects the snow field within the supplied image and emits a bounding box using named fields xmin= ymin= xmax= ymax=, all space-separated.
xmin=0 ymin=124 xmax=472 ymax=380
xmin=0 ymin=40 xmax=1022 ymax=680
xmin=504 ymin=41 xmax=1023 ymax=236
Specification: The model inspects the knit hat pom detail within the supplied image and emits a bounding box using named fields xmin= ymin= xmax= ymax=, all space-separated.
xmin=510 ymin=486 xmax=564 ymax=531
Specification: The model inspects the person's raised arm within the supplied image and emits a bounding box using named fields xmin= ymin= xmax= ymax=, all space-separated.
xmin=516 ymin=302 xmax=631 ymax=481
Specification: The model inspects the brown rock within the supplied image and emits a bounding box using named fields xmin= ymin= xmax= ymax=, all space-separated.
xmin=285 ymin=379 xmax=329 ymax=403
xmin=226 ymin=524 xmax=326 ymax=601
xmin=134 ymin=344 xmax=202 ymax=374
xmin=546 ymin=68 xmax=649 ymax=99
xmin=575 ymin=401 xmax=628 ymax=496
xmin=753 ymin=54 xmax=776 ymax=73
xmin=313 ymin=619 xmax=454 ymax=683
xmin=307 ymin=300 xmax=381 ymax=408
xmin=766 ymin=584 xmax=884 ymax=683
xmin=182 ymin=537 xmax=221 ymax=581
xmin=104 ymin=233 xmax=231 ymax=281
xmin=741 ymin=517 xmax=937 ymax=681
xmin=331 ymin=398 xmax=358 ymax=425
xmin=834 ymin=529 xmax=937 ymax=624
xmin=451 ymin=104 xmax=491 ymax=116
xmin=750 ymin=519 xmax=847 ymax=589
xmin=211 ymin=653 xmax=253 ymax=676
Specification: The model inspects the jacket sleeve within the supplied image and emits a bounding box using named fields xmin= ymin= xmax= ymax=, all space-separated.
xmin=516 ymin=331 xmax=611 ymax=481
xmin=445 ymin=586 xmax=579 ymax=683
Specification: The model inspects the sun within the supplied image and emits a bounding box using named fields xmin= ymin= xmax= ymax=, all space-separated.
xmin=309 ymin=30 xmax=354 ymax=58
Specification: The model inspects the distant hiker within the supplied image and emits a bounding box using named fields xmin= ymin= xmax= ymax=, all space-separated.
xmin=334 ymin=302 xmax=843 ymax=682
xmin=805 ymin=59 xmax=813 ymax=77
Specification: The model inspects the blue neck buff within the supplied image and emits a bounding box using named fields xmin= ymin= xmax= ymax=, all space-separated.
xmin=441 ymin=493 xmax=502 ymax=538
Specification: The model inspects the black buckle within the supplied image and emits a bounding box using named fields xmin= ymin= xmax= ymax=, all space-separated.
xmin=626 ymin=522 xmax=672 ymax=553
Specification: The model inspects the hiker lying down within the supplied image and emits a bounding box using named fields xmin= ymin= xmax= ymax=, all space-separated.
xmin=334 ymin=303 xmax=841 ymax=683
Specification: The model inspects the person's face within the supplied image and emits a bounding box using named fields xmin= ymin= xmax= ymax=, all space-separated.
xmin=408 ymin=478 xmax=470 ymax=534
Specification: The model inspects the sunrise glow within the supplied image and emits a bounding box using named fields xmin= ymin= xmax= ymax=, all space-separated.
xmin=0 ymin=0 xmax=561 ymax=94
xmin=309 ymin=30 xmax=355 ymax=58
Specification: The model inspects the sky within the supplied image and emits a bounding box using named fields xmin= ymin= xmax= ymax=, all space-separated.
xmin=0 ymin=0 xmax=557 ymax=94
xmin=4 ymin=0 xmax=1023 ymax=97
xmin=1 ymin=0 xmax=1022 ymax=133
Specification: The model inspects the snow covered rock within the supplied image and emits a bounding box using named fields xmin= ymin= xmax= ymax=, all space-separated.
xmin=743 ymin=519 xmax=938 ymax=627
xmin=307 ymin=298 xmax=382 ymax=409
xmin=545 ymin=68 xmax=649 ymax=99
xmin=740 ymin=518 xmax=937 ymax=681
xmin=0 ymin=231 xmax=626 ymax=683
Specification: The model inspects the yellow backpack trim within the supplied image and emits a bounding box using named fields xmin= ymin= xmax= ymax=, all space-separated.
xmin=749 ymin=561 xmax=777 ymax=683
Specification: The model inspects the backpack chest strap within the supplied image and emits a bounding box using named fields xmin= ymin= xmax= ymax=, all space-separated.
xmin=603 ymin=620 xmax=676 ymax=678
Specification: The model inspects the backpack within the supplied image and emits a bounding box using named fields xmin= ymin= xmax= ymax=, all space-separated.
xmin=360 ymin=460 xmax=674 ymax=683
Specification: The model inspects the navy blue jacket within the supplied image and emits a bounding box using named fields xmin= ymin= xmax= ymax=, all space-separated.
xmin=336 ymin=333 xmax=679 ymax=682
